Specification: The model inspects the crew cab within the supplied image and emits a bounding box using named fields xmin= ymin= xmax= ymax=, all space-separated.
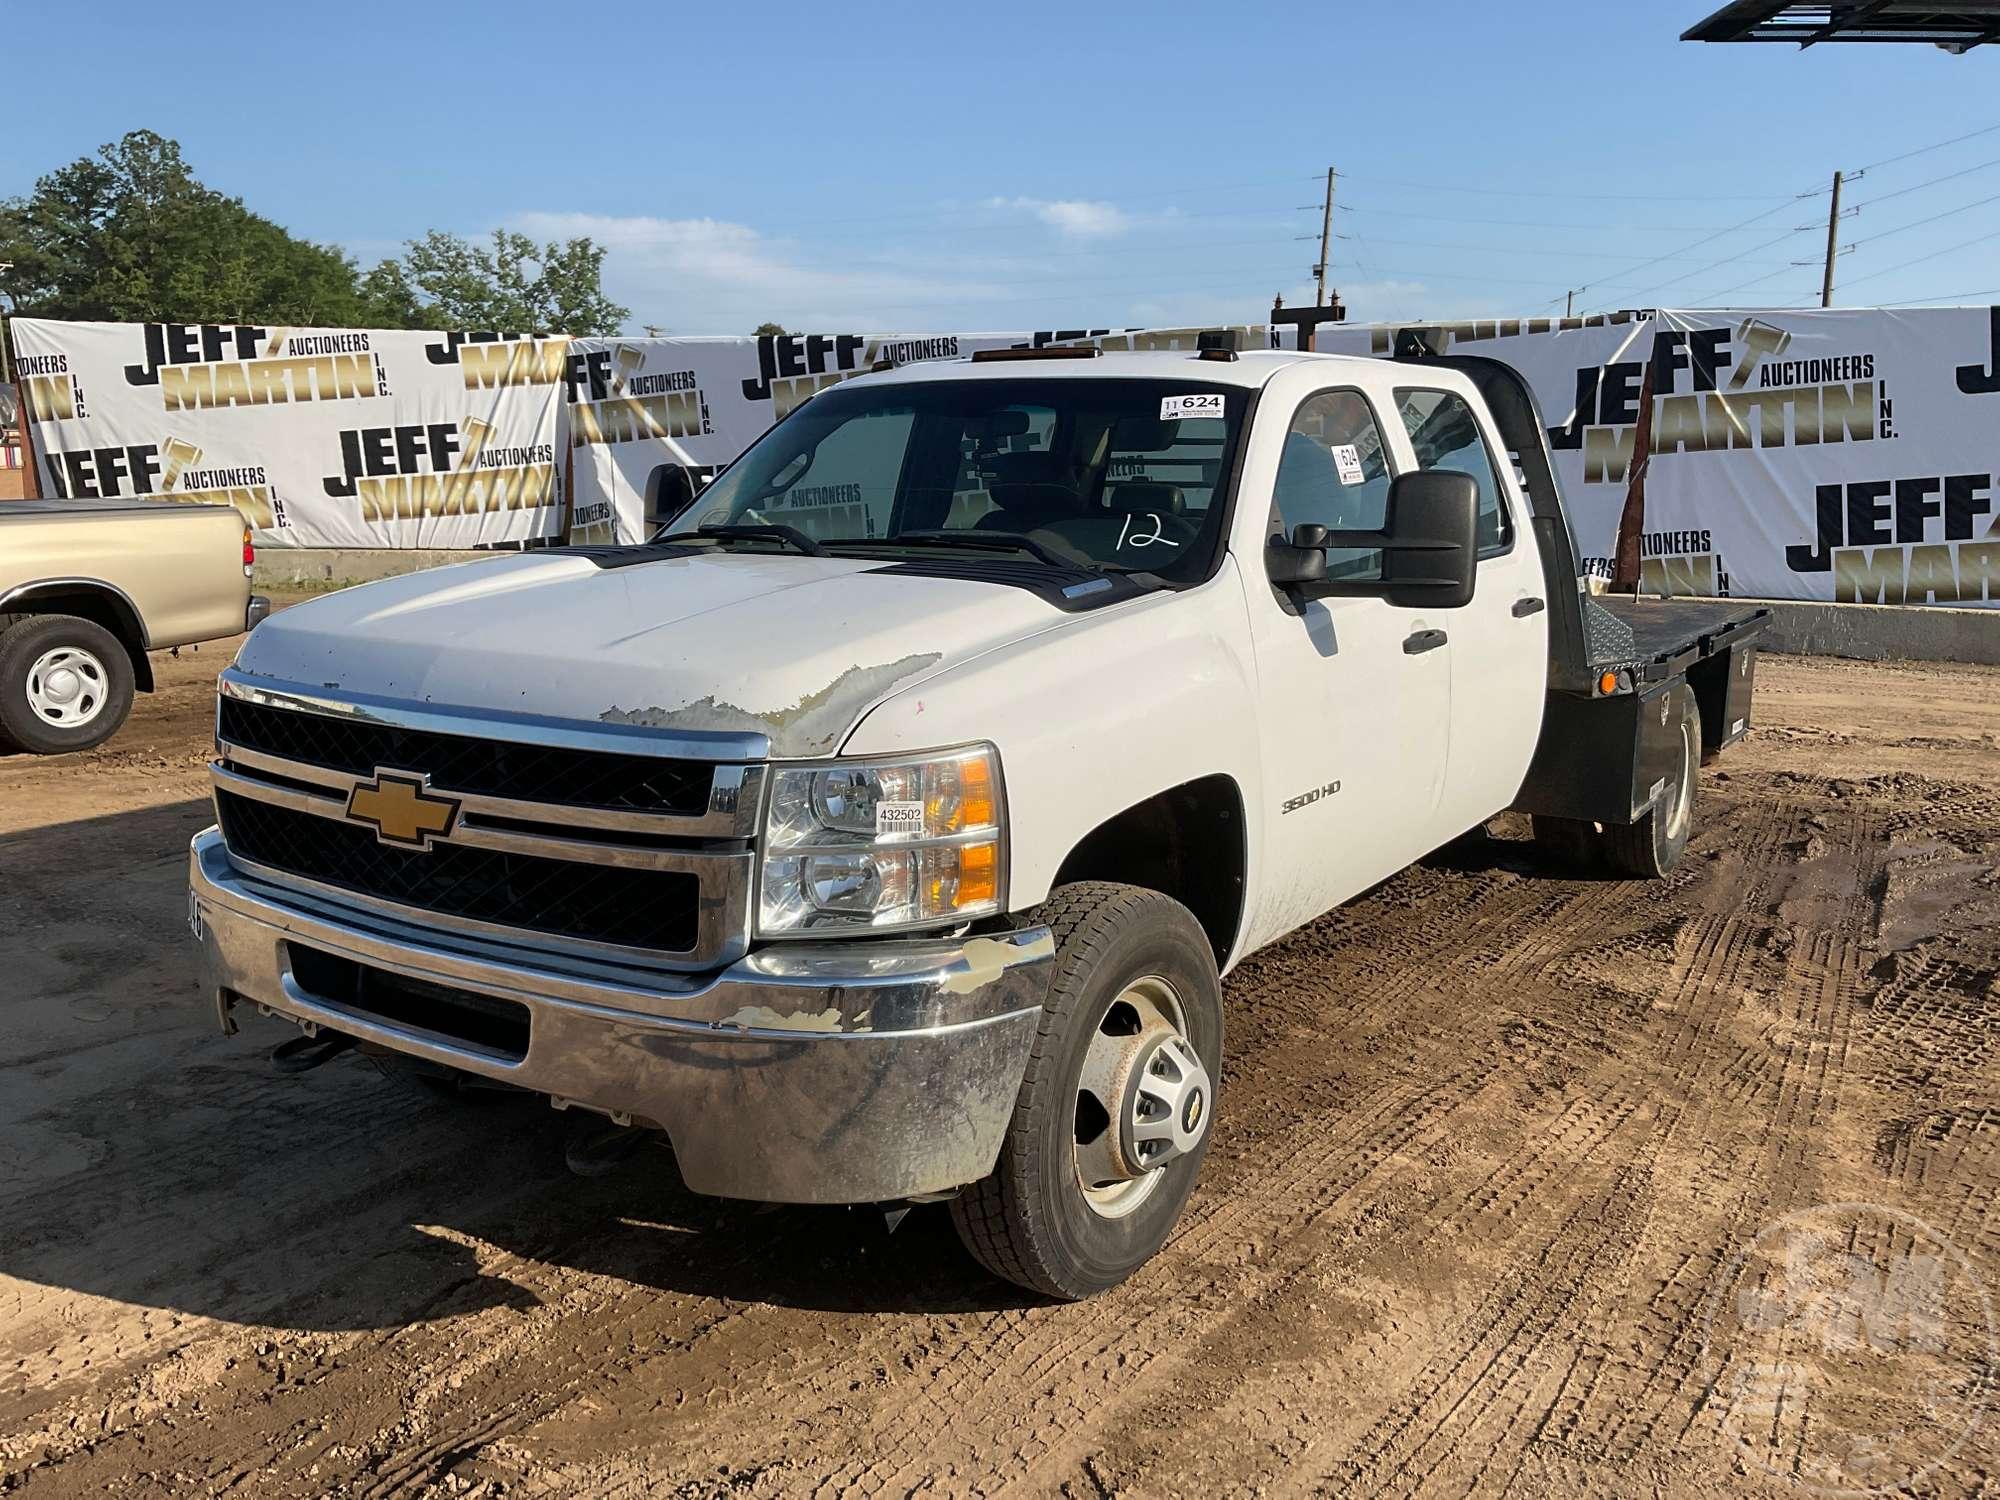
xmin=189 ymin=338 xmax=1766 ymax=1298
xmin=1 ymin=499 xmax=268 ymax=753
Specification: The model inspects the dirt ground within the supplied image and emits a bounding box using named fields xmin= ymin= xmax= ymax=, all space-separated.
xmin=2 ymin=638 xmax=1996 ymax=1498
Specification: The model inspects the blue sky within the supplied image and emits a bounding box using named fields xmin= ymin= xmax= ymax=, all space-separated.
xmin=9 ymin=1 xmax=1999 ymax=334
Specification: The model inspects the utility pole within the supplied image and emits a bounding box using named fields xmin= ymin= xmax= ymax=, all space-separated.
xmin=1821 ymin=169 xmax=1844 ymax=308
xmin=1314 ymin=167 xmax=1336 ymax=307
xmin=1565 ymin=289 xmax=1575 ymax=317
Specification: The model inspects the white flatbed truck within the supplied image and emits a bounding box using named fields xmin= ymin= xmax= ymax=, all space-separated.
xmin=190 ymin=333 xmax=1765 ymax=1297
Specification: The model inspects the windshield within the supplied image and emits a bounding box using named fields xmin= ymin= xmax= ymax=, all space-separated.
xmin=663 ymin=375 xmax=1250 ymax=583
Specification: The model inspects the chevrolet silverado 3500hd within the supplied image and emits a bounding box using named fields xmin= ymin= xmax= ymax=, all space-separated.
xmin=189 ymin=337 xmax=1766 ymax=1298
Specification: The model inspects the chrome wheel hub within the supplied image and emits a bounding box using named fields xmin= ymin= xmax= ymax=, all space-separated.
xmin=26 ymin=647 xmax=108 ymax=728
xmin=1665 ymin=714 xmax=1695 ymax=841
xmin=1074 ymin=976 xmax=1212 ymax=1219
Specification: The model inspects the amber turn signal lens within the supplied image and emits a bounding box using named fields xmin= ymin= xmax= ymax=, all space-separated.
xmin=954 ymin=841 xmax=999 ymax=908
xmin=957 ymin=752 xmax=996 ymax=831
xmin=1599 ymin=671 xmax=1619 ymax=695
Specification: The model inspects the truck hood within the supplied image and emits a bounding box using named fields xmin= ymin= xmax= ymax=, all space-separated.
xmin=233 ymin=551 xmax=1074 ymax=757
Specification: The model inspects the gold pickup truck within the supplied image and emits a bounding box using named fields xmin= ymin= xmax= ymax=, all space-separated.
xmin=0 ymin=500 xmax=269 ymax=753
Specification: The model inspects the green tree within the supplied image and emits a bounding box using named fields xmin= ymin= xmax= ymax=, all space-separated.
xmin=0 ymin=130 xmax=378 ymax=326
xmin=390 ymin=229 xmax=627 ymax=334
xmin=0 ymin=130 xmax=630 ymax=336
xmin=753 ymin=321 xmax=788 ymax=337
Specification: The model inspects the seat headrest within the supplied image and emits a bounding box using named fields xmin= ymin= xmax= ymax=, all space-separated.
xmin=983 ymin=481 xmax=1083 ymax=524
xmin=983 ymin=450 xmax=1062 ymax=486
xmin=1106 ymin=481 xmax=1186 ymax=516
xmin=1112 ymin=415 xmax=1175 ymax=451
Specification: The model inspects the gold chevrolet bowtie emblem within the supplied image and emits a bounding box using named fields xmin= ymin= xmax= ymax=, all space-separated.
xmin=345 ymin=769 xmax=461 ymax=850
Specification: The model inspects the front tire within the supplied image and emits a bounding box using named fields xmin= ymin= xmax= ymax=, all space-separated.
xmin=952 ymin=882 xmax=1223 ymax=1300
xmin=0 ymin=615 xmax=136 ymax=755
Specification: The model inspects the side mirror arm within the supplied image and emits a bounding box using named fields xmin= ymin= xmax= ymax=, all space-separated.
xmin=1266 ymin=523 xmax=1329 ymax=588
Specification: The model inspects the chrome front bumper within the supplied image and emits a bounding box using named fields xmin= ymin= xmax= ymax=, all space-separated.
xmin=189 ymin=828 xmax=1053 ymax=1204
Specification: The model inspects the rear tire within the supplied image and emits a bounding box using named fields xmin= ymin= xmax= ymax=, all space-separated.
xmin=1601 ymin=686 xmax=1700 ymax=878
xmin=1531 ymin=814 xmax=1602 ymax=873
xmin=952 ymin=882 xmax=1223 ymax=1300
xmin=0 ymin=614 xmax=136 ymax=755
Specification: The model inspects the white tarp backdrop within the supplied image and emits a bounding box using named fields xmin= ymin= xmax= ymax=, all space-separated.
xmin=1315 ymin=306 xmax=2000 ymax=608
xmin=11 ymin=320 xmax=571 ymax=547
xmin=14 ymin=310 xmax=2000 ymax=605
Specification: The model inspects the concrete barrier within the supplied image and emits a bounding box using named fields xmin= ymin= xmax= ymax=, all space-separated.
xmin=1742 ymin=598 xmax=2000 ymax=666
xmin=254 ymin=548 xmax=498 ymax=591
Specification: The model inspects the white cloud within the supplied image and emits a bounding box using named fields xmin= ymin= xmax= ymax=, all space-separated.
xmin=985 ymin=197 xmax=1133 ymax=238
xmin=509 ymin=211 xmax=997 ymax=333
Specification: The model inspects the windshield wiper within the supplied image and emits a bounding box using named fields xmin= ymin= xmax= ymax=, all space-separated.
xmin=875 ymin=530 xmax=1080 ymax=571
xmin=658 ymin=523 xmax=828 ymax=557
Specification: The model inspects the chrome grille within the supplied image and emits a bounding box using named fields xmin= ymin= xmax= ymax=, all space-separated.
xmin=216 ymin=696 xmax=714 ymax=816
xmin=216 ymin=789 xmax=701 ymax=951
xmin=211 ymin=670 xmax=762 ymax=969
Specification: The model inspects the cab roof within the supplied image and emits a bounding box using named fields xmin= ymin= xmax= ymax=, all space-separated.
xmin=850 ymin=346 xmax=1377 ymax=392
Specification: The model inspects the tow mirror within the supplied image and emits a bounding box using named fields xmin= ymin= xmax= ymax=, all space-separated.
xmin=645 ymin=462 xmax=698 ymax=525
xmin=1267 ymin=523 xmax=1328 ymax=587
xmin=1381 ymin=471 xmax=1478 ymax=610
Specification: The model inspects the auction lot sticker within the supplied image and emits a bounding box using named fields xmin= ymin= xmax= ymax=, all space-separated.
xmin=1698 ymin=1202 xmax=1995 ymax=1494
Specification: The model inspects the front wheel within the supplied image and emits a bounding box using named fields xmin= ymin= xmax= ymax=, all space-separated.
xmin=952 ymin=882 xmax=1223 ymax=1300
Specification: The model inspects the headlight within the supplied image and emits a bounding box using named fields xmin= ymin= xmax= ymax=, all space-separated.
xmin=757 ymin=745 xmax=1005 ymax=936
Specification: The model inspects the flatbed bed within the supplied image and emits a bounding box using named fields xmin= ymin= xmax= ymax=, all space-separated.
xmin=1584 ymin=595 xmax=1771 ymax=679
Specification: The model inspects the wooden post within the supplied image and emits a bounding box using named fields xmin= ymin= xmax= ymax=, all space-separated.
xmin=13 ymin=372 xmax=41 ymax=499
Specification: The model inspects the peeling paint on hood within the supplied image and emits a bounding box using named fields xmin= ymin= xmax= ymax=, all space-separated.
xmin=232 ymin=550 xmax=1073 ymax=756
xmin=601 ymin=653 xmax=942 ymax=757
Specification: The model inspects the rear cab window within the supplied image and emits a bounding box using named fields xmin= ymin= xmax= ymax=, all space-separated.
xmin=1391 ymin=388 xmax=1515 ymax=558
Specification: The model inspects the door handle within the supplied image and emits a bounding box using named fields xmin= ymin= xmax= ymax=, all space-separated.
xmin=1511 ymin=596 xmax=1546 ymax=618
xmin=1403 ymin=628 xmax=1447 ymax=655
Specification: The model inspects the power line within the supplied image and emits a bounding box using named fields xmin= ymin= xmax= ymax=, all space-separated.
xmin=1611 ymin=218 xmax=1823 ymax=308
xmin=791 ymin=174 xmax=1322 ymax=232
xmin=1336 ymin=202 xmax=1805 ymax=233
xmin=1841 ymin=227 xmax=2000 ymax=290
xmin=792 ymin=199 xmax=1308 ymax=246
xmin=1848 ymin=120 xmax=2000 ymax=176
xmin=685 ymin=259 xmax=1672 ymax=312
xmin=1691 ymin=258 xmax=1816 ymax=303
xmin=1333 ymin=231 xmax=1800 ymax=267
xmin=1882 ymin=286 xmax=2000 ymax=305
xmin=1846 ymin=155 xmax=2000 ymax=212
xmin=1576 ymin=187 xmax=1828 ymax=312
xmin=1328 ymin=171 xmax=1794 ymax=203
xmin=1845 ymin=189 xmax=2000 ymax=249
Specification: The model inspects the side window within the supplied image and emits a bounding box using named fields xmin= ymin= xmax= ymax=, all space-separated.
xmin=1271 ymin=390 xmax=1394 ymax=580
xmin=1392 ymin=388 xmax=1514 ymax=558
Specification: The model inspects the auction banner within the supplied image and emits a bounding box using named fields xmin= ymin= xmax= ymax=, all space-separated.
xmin=1318 ymin=306 xmax=2000 ymax=608
xmin=11 ymin=319 xmax=570 ymax=547
xmin=564 ymin=324 xmax=1284 ymax=543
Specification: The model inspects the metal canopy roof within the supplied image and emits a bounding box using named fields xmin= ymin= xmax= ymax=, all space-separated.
xmin=1684 ymin=2 xmax=2000 ymax=49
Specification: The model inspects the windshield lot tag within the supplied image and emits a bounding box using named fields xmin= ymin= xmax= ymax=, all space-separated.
xmin=1160 ymin=393 xmax=1225 ymax=421
xmin=1331 ymin=444 xmax=1365 ymax=485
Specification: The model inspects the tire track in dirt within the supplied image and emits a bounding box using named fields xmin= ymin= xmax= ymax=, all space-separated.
xmin=6 ymin=654 xmax=1999 ymax=1498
